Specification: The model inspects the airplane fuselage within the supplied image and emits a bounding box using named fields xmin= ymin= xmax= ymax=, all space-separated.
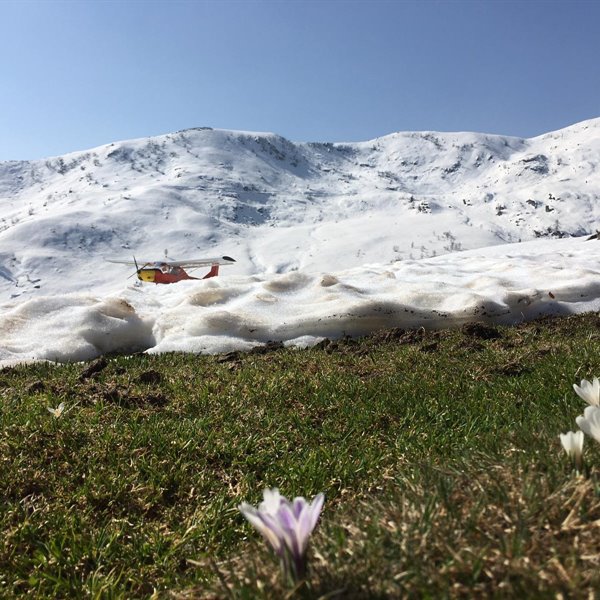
xmin=137 ymin=262 xmax=220 ymax=283
xmin=108 ymin=256 xmax=234 ymax=284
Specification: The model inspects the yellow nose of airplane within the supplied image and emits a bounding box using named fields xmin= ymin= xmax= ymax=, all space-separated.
xmin=137 ymin=269 xmax=156 ymax=282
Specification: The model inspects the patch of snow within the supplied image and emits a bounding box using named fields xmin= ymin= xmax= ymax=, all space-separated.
xmin=1 ymin=236 xmax=599 ymax=366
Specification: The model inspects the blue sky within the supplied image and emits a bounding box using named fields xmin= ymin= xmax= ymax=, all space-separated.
xmin=1 ymin=0 xmax=599 ymax=160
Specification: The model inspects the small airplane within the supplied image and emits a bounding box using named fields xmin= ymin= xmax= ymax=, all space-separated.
xmin=108 ymin=255 xmax=236 ymax=284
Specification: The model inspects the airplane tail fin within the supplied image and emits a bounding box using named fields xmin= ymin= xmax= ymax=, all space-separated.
xmin=203 ymin=264 xmax=220 ymax=279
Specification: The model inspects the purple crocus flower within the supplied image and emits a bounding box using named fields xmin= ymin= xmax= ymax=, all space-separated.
xmin=239 ymin=488 xmax=325 ymax=583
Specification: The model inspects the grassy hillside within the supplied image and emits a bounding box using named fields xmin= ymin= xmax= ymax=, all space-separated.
xmin=1 ymin=313 xmax=600 ymax=598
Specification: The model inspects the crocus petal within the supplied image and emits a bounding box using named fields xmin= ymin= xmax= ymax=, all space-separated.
xmin=276 ymin=502 xmax=303 ymax=558
xmin=260 ymin=488 xmax=282 ymax=515
xmin=574 ymin=429 xmax=585 ymax=453
xmin=277 ymin=502 xmax=297 ymax=531
xmin=559 ymin=432 xmax=572 ymax=453
xmin=573 ymin=378 xmax=600 ymax=406
xmin=239 ymin=503 xmax=284 ymax=554
xmin=308 ymin=493 xmax=325 ymax=531
xmin=295 ymin=494 xmax=324 ymax=553
xmin=560 ymin=430 xmax=584 ymax=457
xmin=296 ymin=505 xmax=315 ymax=553
xmin=576 ymin=406 xmax=600 ymax=443
xmin=259 ymin=511 xmax=288 ymax=554
xmin=292 ymin=496 xmax=308 ymax=519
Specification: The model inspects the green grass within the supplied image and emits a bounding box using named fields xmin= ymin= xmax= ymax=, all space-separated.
xmin=1 ymin=314 xmax=600 ymax=598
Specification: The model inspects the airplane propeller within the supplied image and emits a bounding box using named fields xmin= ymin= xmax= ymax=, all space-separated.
xmin=127 ymin=256 xmax=141 ymax=279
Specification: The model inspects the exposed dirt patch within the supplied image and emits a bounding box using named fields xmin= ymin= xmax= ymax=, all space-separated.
xmin=461 ymin=322 xmax=502 ymax=340
xmin=371 ymin=327 xmax=427 ymax=345
xmin=79 ymin=357 xmax=108 ymax=381
xmin=101 ymin=384 xmax=168 ymax=408
xmin=494 ymin=361 xmax=531 ymax=376
xmin=26 ymin=380 xmax=45 ymax=394
xmin=137 ymin=370 xmax=162 ymax=385
xmin=250 ymin=340 xmax=285 ymax=355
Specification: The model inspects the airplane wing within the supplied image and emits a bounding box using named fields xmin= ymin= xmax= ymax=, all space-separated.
xmin=105 ymin=256 xmax=236 ymax=267
xmin=167 ymin=256 xmax=236 ymax=268
xmin=105 ymin=258 xmax=153 ymax=266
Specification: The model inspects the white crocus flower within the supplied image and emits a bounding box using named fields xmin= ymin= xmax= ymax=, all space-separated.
xmin=559 ymin=430 xmax=584 ymax=471
xmin=576 ymin=405 xmax=600 ymax=443
xmin=239 ymin=488 xmax=325 ymax=583
xmin=573 ymin=377 xmax=600 ymax=406
xmin=47 ymin=402 xmax=65 ymax=418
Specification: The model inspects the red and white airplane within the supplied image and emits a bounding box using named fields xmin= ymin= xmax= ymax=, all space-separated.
xmin=108 ymin=255 xmax=235 ymax=284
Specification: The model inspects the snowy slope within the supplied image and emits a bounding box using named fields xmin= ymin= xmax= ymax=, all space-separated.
xmin=0 ymin=118 xmax=599 ymax=303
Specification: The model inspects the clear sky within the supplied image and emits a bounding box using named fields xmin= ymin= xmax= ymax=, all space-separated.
xmin=1 ymin=0 xmax=599 ymax=161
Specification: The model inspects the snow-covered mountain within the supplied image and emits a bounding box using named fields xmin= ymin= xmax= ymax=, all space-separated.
xmin=1 ymin=118 xmax=599 ymax=302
